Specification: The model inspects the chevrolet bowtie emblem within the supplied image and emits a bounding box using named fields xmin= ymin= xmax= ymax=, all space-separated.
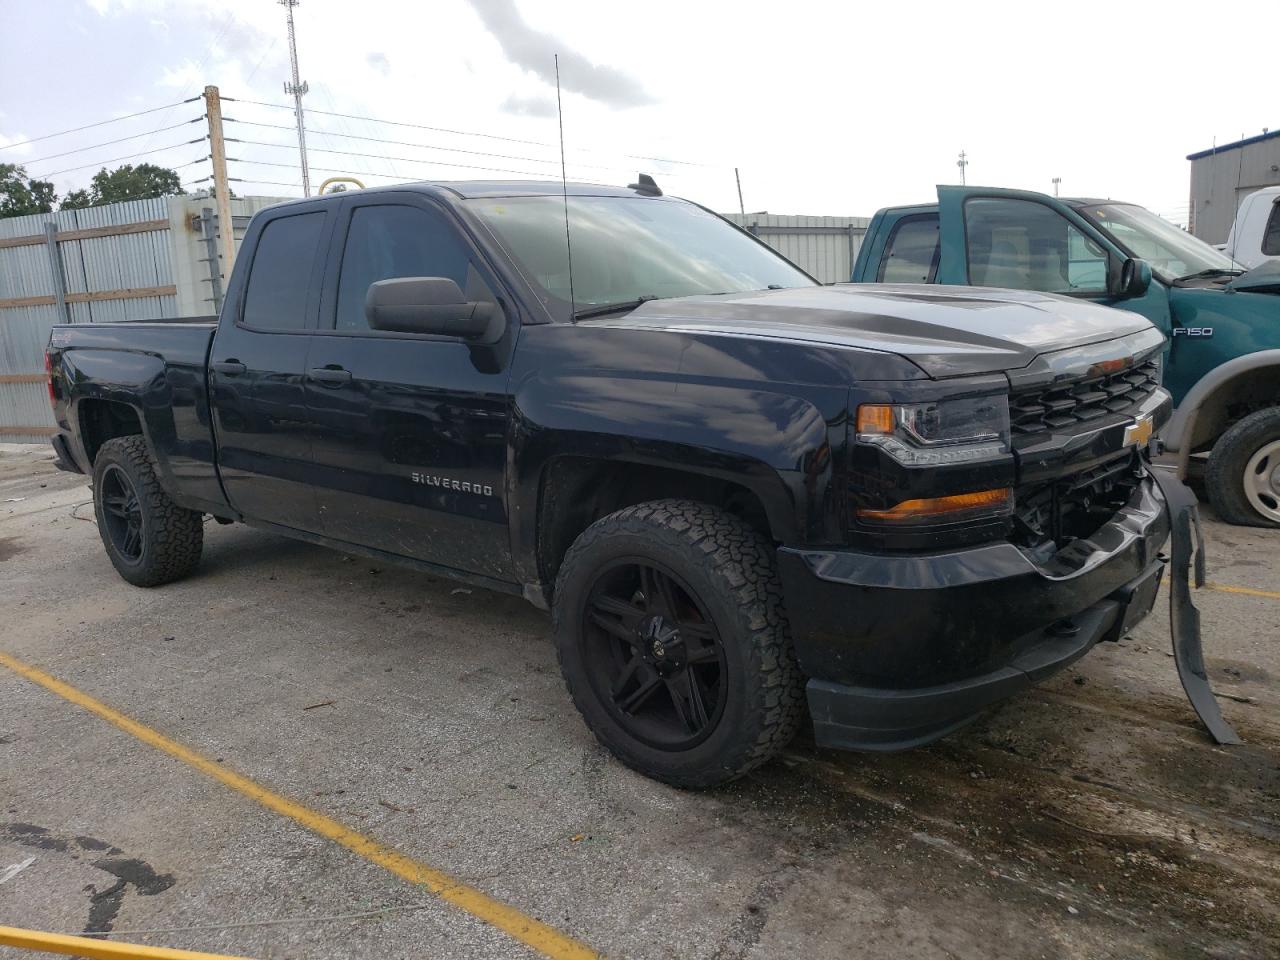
xmin=1123 ymin=415 xmax=1154 ymax=448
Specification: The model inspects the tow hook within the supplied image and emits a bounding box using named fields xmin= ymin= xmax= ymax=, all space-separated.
xmin=1150 ymin=466 xmax=1243 ymax=746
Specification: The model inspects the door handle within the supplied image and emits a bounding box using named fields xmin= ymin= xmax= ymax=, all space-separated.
xmin=308 ymin=366 xmax=352 ymax=385
xmin=212 ymin=360 xmax=247 ymax=376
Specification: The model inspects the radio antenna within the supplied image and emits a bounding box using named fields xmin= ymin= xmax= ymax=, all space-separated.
xmin=555 ymin=54 xmax=577 ymax=320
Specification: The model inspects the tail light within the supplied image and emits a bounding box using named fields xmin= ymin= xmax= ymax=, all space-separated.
xmin=45 ymin=351 xmax=56 ymax=408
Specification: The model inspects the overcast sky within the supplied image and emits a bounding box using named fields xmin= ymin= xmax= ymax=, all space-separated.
xmin=1 ymin=0 xmax=1275 ymax=225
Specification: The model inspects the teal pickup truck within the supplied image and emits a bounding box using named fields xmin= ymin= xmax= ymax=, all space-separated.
xmin=852 ymin=186 xmax=1280 ymax=527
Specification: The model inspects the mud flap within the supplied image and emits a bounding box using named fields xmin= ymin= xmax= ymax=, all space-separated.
xmin=1150 ymin=466 xmax=1243 ymax=746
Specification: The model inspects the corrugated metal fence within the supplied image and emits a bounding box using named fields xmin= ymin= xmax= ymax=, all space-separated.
xmin=723 ymin=213 xmax=870 ymax=284
xmin=0 ymin=195 xmax=285 ymax=443
xmin=0 ymin=198 xmax=175 ymax=442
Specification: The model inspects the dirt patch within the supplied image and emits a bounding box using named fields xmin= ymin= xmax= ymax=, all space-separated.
xmin=713 ymin=690 xmax=1280 ymax=960
xmin=0 ymin=536 xmax=26 ymax=562
xmin=765 ymin=738 xmax=1279 ymax=958
xmin=1210 ymin=658 xmax=1274 ymax=686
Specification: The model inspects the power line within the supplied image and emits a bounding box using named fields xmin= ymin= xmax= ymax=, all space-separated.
xmin=229 ymin=177 xmax=302 ymax=189
xmin=226 ymin=128 xmax=629 ymax=172
xmin=232 ymin=142 xmax=616 ymax=181
xmin=226 ymin=95 xmax=720 ymax=169
xmin=23 ymin=118 xmax=205 ymax=165
xmin=0 ymin=98 xmax=200 ymax=151
xmin=31 ymin=141 xmax=208 ymax=179
xmin=228 ymin=155 xmax=610 ymax=186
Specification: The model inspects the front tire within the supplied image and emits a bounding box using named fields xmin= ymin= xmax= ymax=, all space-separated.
xmin=553 ymin=500 xmax=804 ymax=788
xmin=92 ymin=436 xmax=204 ymax=586
xmin=1206 ymin=408 xmax=1280 ymax=528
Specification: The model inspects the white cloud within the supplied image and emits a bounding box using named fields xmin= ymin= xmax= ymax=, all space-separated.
xmin=0 ymin=132 xmax=34 ymax=158
xmin=500 ymin=93 xmax=558 ymax=119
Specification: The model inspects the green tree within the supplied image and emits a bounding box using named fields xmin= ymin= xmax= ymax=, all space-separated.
xmin=0 ymin=163 xmax=57 ymax=218
xmin=60 ymin=187 xmax=93 ymax=210
xmin=80 ymin=162 xmax=184 ymax=205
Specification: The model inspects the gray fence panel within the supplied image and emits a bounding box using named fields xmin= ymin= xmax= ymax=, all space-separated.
xmin=0 ymin=197 xmax=176 ymax=439
xmin=723 ymin=213 xmax=870 ymax=284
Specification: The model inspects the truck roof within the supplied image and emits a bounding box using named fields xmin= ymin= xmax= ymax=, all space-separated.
xmin=877 ymin=196 xmax=1132 ymax=215
xmin=256 ymin=179 xmax=661 ymax=211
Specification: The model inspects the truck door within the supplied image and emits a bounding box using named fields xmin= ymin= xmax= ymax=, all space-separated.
xmin=935 ymin=185 xmax=1170 ymax=328
xmin=209 ymin=205 xmax=329 ymax=532
xmin=304 ymin=194 xmax=515 ymax=580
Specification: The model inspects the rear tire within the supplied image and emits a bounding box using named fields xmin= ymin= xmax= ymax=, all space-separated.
xmin=92 ymin=436 xmax=204 ymax=586
xmin=1205 ymin=407 xmax=1280 ymax=528
xmin=553 ymin=499 xmax=804 ymax=789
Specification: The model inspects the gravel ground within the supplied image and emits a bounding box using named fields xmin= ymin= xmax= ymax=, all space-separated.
xmin=1 ymin=443 xmax=1276 ymax=960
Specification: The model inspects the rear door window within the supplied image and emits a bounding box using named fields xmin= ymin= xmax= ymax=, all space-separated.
xmin=1263 ymin=202 xmax=1280 ymax=257
xmin=241 ymin=211 xmax=327 ymax=330
xmin=878 ymin=215 xmax=939 ymax=283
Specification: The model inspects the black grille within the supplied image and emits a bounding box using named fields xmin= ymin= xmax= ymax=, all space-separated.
xmin=1012 ymin=452 xmax=1144 ymax=548
xmin=1010 ymin=358 xmax=1160 ymax=436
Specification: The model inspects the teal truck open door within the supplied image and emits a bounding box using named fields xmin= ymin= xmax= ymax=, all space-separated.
xmin=853 ymin=186 xmax=1280 ymax=527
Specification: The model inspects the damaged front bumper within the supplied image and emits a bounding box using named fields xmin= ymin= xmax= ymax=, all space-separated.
xmin=779 ymin=470 xmax=1239 ymax=751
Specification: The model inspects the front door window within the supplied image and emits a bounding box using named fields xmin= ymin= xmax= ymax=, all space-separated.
xmin=964 ymin=198 xmax=1108 ymax=295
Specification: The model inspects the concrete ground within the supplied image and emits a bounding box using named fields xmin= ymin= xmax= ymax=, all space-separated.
xmin=1 ymin=443 xmax=1276 ymax=960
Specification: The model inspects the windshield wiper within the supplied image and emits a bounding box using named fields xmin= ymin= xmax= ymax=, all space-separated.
xmin=1173 ymin=267 xmax=1245 ymax=284
xmin=572 ymin=296 xmax=660 ymax=321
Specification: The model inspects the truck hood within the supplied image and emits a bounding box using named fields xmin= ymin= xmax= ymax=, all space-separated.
xmin=605 ymin=284 xmax=1156 ymax=378
xmin=1227 ymin=259 xmax=1280 ymax=294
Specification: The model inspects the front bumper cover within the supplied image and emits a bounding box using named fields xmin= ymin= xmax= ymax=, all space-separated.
xmin=778 ymin=473 xmax=1172 ymax=751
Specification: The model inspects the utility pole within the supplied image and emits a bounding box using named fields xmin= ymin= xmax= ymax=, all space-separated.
xmin=280 ymin=0 xmax=312 ymax=197
xmin=204 ymin=85 xmax=236 ymax=277
xmin=735 ymin=167 xmax=745 ymax=217
xmin=1052 ymin=176 xmax=1061 ymax=197
xmin=956 ymin=150 xmax=969 ymax=186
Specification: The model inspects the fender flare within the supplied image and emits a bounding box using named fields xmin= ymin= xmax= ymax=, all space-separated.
xmin=1162 ymin=349 xmax=1280 ymax=471
xmin=61 ymin=349 xmax=181 ymax=497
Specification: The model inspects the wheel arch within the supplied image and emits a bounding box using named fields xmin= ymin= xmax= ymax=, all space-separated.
xmin=78 ymin=398 xmax=144 ymax=466
xmin=1163 ymin=349 xmax=1280 ymax=473
xmin=530 ymin=454 xmax=783 ymax=603
xmin=61 ymin=348 xmax=183 ymax=498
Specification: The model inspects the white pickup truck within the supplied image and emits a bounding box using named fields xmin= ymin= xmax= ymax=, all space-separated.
xmin=1222 ymin=186 xmax=1280 ymax=268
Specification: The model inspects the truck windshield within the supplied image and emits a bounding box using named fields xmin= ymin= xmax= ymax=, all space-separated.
xmin=1078 ymin=203 xmax=1242 ymax=282
xmin=466 ymin=195 xmax=814 ymax=318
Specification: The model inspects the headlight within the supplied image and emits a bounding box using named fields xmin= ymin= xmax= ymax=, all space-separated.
xmin=856 ymin=395 xmax=1011 ymax=466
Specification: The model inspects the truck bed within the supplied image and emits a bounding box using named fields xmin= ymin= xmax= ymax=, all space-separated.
xmin=47 ymin=318 xmax=225 ymax=516
xmin=49 ymin=319 xmax=217 ymax=368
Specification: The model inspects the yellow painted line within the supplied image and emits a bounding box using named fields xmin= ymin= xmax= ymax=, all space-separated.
xmin=0 ymin=925 xmax=252 ymax=960
xmin=1202 ymin=581 xmax=1280 ymax=601
xmin=1163 ymin=577 xmax=1280 ymax=601
xmin=0 ymin=652 xmax=599 ymax=960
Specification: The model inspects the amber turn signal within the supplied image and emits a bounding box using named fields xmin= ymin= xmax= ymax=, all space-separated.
xmin=857 ymin=488 xmax=1012 ymax=523
xmin=856 ymin=403 xmax=895 ymax=435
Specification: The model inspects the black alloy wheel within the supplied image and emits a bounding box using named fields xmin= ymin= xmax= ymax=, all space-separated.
xmin=91 ymin=435 xmax=204 ymax=587
xmin=553 ymin=499 xmax=804 ymax=788
xmin=99 ymin=463 xmax=144 ymax=563
xmin=581 ymin=560 xmax=728 ymax=751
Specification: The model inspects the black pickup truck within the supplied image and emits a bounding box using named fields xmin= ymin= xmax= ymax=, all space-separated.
xmin=46 ymin=179 xmax=1176 ymax=787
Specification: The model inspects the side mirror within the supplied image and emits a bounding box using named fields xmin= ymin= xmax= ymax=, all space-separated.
xmin=365 ymin=277 xmax=494 ymax=337
xmin=1110 ymin=257 xmax=1152 ymax=299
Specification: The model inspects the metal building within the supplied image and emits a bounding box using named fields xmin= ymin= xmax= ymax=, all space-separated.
xmin=722 ymin=213 xmax=869 ymax=283
xmin=1187 ymin=130 xmax=1280 ymax=244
